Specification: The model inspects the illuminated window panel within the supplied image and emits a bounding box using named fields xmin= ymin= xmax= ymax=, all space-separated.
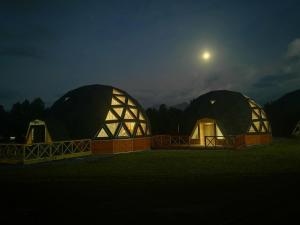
xmin=129 ymin=108 xmax=138 ymax=118
xmin=113 ymin=89 xmax=123 ymax=95
xmin=127 ymin=98 xmax=136 ymax=106
xmin=141 ymin=123 xmax=147 ymax=133
xmin=249 ymin=100 xmax=257 ymax=108
xmin=106 ymin=123 xmax=119 ymax=136
xmin=139 ymin=113 xmax=145 ymax=121
xmin=147 ymin=128 xmax=151 ymax=135
xmin=97 ymin=128 xmax=108 ymax=138
xmin=254 ymin=109 xmax=260 ymax=117
xmin=261 ymin=125 xmax=267 ymax=133
xmin=115 ymin=95 xmax=126 ymax=103
xmin=124 ymin=110 xmax=134 ymax=119
xmin=191 ymin=127 xmax=198 ymax=139
xmin=252 ymin=112 xmax=259 ymax=120
xmin=113 ymin=107 xmax=124 ymax=118
xmin=249 ymin=125 xmax=256 ymax=133
xmin=253 ymin=121 xmax=260 ymax=132
xmin=216 ymin=125 xmax=224 ymax=139
xmin=105 ymin=110 xmax=118 ymax=121
xmin=125 ymin=122 xmax=136 ymax=135
xmin=264 ymin=121 xmax=269 ymax=131
xmin=136 ymin=126 xmax=143 ymax=136
xmin=261 ymin=111 xmax=267 ymax=119
xmin=210 ymin=100 xmax=216 ymax=104
xmin=111 ymin=97 xmax=121 ymax=106
xmin=118 ymin=125 xmax=129 ymax=137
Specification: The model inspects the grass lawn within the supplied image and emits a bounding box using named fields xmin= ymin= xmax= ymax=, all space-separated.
xmin=1 ymin=138 xmax=300 ymax=224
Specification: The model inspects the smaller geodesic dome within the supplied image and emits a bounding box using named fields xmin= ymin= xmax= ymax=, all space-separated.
xmin=185 ymin=90 xmax=272 ymax=146
xmin=25 ymin=119 xmax=52 ymax=144
xmin=292 ymin=120 xmax=300 ymax=137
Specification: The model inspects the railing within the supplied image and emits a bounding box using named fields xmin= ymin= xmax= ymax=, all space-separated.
xmin=204 ymin=135 xmax=246 ymax=148
xmin=0 ymin=144 xmax=24 ymax=161
xmin=205 ymin=136 xmax=236 ymax=148
xmin=0 ymin=139 xmax=91 ymax=164
xmin=152 ymin=135 xmax=246 ymax=149
xmin=170 ymin=135 xmax=190 ymax=145
xmin=152 ymin=135 xmax=190 ymax=148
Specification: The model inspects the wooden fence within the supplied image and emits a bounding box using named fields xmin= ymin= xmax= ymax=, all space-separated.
xmin=151 ymin=135 xmax=190 ymax=148
xmin=152 ymin=135 xmax=246 ymax=149
xmin=0 ymin=139 xmax=91 ymax=164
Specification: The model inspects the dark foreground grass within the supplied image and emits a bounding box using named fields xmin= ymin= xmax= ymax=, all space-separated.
xmin=1 ymin=138 xmax=300 ymax=224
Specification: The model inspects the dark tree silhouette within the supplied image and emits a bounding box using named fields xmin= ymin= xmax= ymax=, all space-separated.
xmin=1 ymin=98 xmax=46 ymax=143
xmin=0 ymin=105 xmax=7 ymax=141
xmin=146 ymin=104 xmax=185 ymax=135
xmin=264 ymin=89 xmax=300 ymax=137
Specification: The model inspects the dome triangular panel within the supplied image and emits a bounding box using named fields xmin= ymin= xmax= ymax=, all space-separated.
xmin=113 ymin=89 xmax=123 ymax=95
xmin=129 ymin=108 xmax=138 ymax=118
xmin=125 ymin=122 xmax=136 ymax=135
xmin=139 ymin=113 xmax=145 ymax=121
xmin=105 ymin=110 xmax=118 ymax=121
xmin=106 ymin=123 xmax=119 ymax=136
xmin=249 ymin=125 xmax=256 ymax=133
xmin=111 ymin=97 xmax=121 ymax=106
xmin=124 ymin=110 xmax=134 ymax=119
xmin=118 ymin=125 xmax=130 ymax=137
xmin=113 ymin=107 xmax=124 ymax=118
xmin=136 ymin=126 xmax=143 ymax=136
xmin=97 ymin=128 xmax=108 ymax=138
xmin=127 ymin=98 xmax=136 ymax=106
xmin=115 ymin=95 xmax=126 ymax=104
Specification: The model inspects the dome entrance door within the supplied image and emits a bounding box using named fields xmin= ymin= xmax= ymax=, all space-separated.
xmin=200 ymin=121 xmax=216 ymax=146
xmin=190 ymin=118 xmax=224 ymax=146
xmin=32 ymin=125 xmax=45 ymax=143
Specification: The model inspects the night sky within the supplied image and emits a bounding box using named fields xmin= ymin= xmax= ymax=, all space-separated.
xmin=1 ymin=0 xmax=300 ymax=109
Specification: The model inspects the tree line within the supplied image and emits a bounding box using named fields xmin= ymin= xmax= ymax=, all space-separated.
xmin=0 ymin=95 xmax=299 ymax=143
xmin=0 ymin=98 xmax=45 ymax=143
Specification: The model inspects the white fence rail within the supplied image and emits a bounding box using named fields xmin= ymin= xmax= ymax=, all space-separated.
xmin=0 ymin=139 xmax=91 ymax=164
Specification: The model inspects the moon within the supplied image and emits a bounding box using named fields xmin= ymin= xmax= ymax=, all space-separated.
xmin=202 ymin=51 xmax=211 ymax=61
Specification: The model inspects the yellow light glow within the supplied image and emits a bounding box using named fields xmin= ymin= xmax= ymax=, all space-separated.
xmin=202 ymin=51 xmax=211 ymax=61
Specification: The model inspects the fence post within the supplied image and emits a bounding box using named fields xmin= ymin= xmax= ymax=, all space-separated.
xmin=50 ymin=143 xmax=52 ymax=157
xmin=37 ymin=144 xmax=40 ymax=159
xmin=22 ymin=145 xmax=25 ymax=163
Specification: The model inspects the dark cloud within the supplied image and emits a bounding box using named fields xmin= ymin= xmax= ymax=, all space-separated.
xmin=287 ymin=38 xmax=300 ymax=58
xmin=0 ymin=0 xmax=42 ymax=12
xmin=0 ymin=89 xmax=21 ymax=109
xmin=253 ymin=72 xmax=299 ymax=88
xmin=0 ymin=25 xmax=54 ymax=60
xmin=248 ymin=38 xmax=300 ymax=103
xmin=0 ymin=26 xmax=54 ymax=42
xmin=0 ymin=47 xmax=43 ymax=59
xmin=0 ymin=89 xmax=19 ymax=100
xmin=253 ymin=38 xmax=300 ymax=90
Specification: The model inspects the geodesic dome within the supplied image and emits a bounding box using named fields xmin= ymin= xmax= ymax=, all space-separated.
xmin=46 ymin=85 xmax=151 ymax=141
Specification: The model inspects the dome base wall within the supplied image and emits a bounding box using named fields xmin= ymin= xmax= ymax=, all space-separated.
xmin=244 ymin=134 xmax=272 ymax=146
xmin=92 ymin=137 xmax=151 ymax=154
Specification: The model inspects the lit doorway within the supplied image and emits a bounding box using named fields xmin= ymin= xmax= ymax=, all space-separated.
xmin=25 ymin=120 xmax=51 ymax=144
xmin=31 ymin=125 xmax=45 ymax=143
xmin=190 ymin=118 xmax=224 ymax=146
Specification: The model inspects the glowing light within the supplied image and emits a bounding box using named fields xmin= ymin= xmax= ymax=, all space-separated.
xmin=202 ymin=51 xmax=211 ymax=61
